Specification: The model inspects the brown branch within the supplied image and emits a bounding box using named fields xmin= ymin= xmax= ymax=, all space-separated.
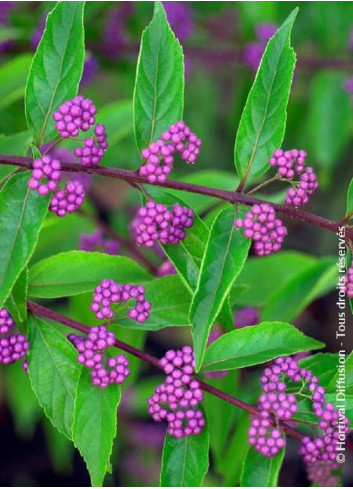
xmin=0 ymin=155 xmax=351 ymax=239
xmin=27 ymin=301 xmax=304 ymax=441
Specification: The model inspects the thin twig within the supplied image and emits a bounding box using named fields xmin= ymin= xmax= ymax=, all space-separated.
xmin=27 ymin=301 xmax=304 ymax=441
xmin=0 ymin=155 xmax=351 ymax=239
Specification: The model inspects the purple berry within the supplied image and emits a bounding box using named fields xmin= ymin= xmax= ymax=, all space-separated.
xmin=139 ymin=121 xmax=201 ymax=183
xmin=345 ymin=261 xmax=353 ymax=298
xmin=49 ymin=180 xmax=85 ymax=217
xmin=28 ymin=156 xmax=61 ymax=196
xmin=52 ymin=95 xmax=97 ymax=138
xmin=0 ymin=307 xmax=15 ymax=335
xmin=235 ymin=204 xmax=287 ymax=256
xmin=148 ymin=347 xmax=205 ymax=437
xmin=74 ymin=124 xmax=108 ymax=168
xmin=135 ymin=201 xmax=194 ymax=248
xmin=91 ymin=280 xmax=151 ymax=323
xmin=69 ymin=326 xmax=130 ymax=388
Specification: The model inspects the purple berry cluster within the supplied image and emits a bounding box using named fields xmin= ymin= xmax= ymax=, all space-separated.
xmin=49 ymin=180 xmax=85 ymax=217
xmin=254 ymin=356 xmax=350 ymax=486
xmin=28 ymin=156 xmax=61 ymax=196
xmin=79 ymin=229 xmax=120 ymax=256
xmin=243 ymin=23 xmax=277 ymax=71
xmin=68 ymin=326 xmax=130 ymax=387
xmin=344 ymin=260 xmax=353 ymax=298
xmin=269 ymin=148 xmax=307 ymax=178
xmin=148 ymin=347 xmax=205 ymax=438
xmin=52 ymin=96 xmax=108 ymax=168
xmin=235 ymin=204 xmax=287 ymax=256
xmin=90 ymin=279 xmax=151 ymax=323
xmin=139 ymin=122 xmax=201 ymax=183
xmin=0 ymin=308 xmax=28 ymax=366
xmin=249 ymin=391 xmax=296 ymax=456
xmin=74 ymin=124 xmax=108 ymax=168
xmin=53 ymin=96 xmax=96 ymax=138
xmin=135 ymin=201 xmax=194 ymax=248
xmin=269 ymin=149 xmax=319 ymax=207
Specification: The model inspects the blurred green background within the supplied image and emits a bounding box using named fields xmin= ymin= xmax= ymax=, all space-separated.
xmin=0 ymin=1 xmax=353 ymax=486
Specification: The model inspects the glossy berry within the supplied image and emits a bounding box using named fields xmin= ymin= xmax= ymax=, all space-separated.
xmin=90 ymin=279 xmax=151 ymax=323
xmin=235 ymin=204 xmax=287 ymax=256
xmin=69 ymin=326 xmax=130 ymax=388
xmin=52 ymin=95 xmax=96 ymax=138
xmin=269 ymin=148 xmax=307 ymax=178
xmin=139 ymin=121 xmax=201 ymax=183
xmin=148 ymin=347 xmax=205 ymax=437
xmin=345 ymin=261 xmax=353 ymax=298
xmin=0 ymin=334 xmax=29 ymax=365
xmin=135 ymin=201 xmax=194 ymax=248
xmin=49 ymin=180 xmax=85 ymax=217
xmin=254 ymin=355 xmax=349 ymax=486
xmin=28 ymin=156 xmax=61 ymax=195
xmin=285 ymin=167 xmax=319 ymax=208
xmin=0 ymin=308 xmax=29 ymax=367
xmin=248 ymin=413 xmax=286 ymax=457
xmin=79 ymin=229 xmax=120 ymax=255
xmin=0 ymin=307 xmax=15 ymax=335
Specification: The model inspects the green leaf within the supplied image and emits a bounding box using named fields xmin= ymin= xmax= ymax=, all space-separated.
xmin=143 ymin=187 xmax=209 ymax=292
xmin=28 ymin=251 xmax=151 ymax=299
xmin=0 ymin=172 xmax=48 ymax=307
xmin=27 ymin=314 xmax=82 ymax=438
xmin=241 ymin=447 xmax=284 ymax=487
xmin=5 ymin=267 xmax=28 ymax=329
xmin=346 ymin=178 xmax=353 ymax=219
xmin=5 ymin=361 xmax=41 ymax=438
xmin=0 ymin=132 xmax=33 ymax=183
xmin=203 ymin=371 xmax=239 ymax=468
xmin=201 ymin=322 xmax=324 ymax=372
xmin=221 ymin=413 xmax=251 ymax=485
xmin=32 ymin=213 xmax=94 ymax=264
xmin=234 ymin=9 xmax=297 ymax=185
xmin=0 ymin=55 xmax=32 ymax=111
xmin=190 ymin=207 xmax=251 ymax=370
xmin=261 ymin=259 xmax=337 ymax=322
xmin=25 ymin=2 xmax=85 ymax=145
xmin=307 ymin=71 xmax=350 ymax=169
xmin=143 ymin=188 xmax=233 ymax=331
xmin=232 ymin=251 xmax=316 ymax=307
xmin=299 ymin=353 xmax=339 ymax=388
xmin=112 ymin=275 xmax=191 ymax=330
xmin=294 ymin=394 xmax=353 ymax=428
xmin=72 ymin=368 xmax=121 ymax=487
xmin=133 ymin=1 xmax=184 ymax=152
xmin=160 ymin=418 xmax=209 ymax=487
xmin=98 ymin=100 xmax=133 ymax=147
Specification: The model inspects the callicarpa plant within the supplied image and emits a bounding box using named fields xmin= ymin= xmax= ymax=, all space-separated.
xmin=0 ymin=1 xmax=352 ymax=488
